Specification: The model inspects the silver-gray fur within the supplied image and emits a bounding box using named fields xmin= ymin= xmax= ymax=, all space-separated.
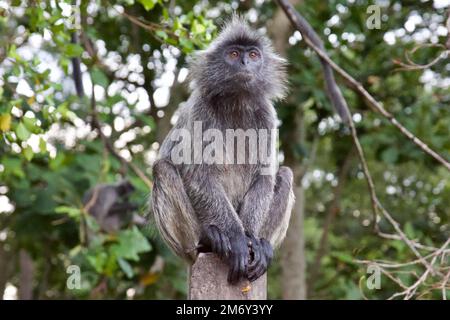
xmin=151 ymin=16 xmax=294 ymax=282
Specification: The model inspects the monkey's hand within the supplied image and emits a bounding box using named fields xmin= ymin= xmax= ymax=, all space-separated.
xmin=227 ymin=232 xmax=249 ymax=284
xmin=199 ymin=225 xmax=231 ymax=260
xmin=247 ymin=235 xmax=273 ymax=282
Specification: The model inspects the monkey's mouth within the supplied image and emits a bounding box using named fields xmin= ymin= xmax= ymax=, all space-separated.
xmin=233 ymin=71 xmax=254 ymax=81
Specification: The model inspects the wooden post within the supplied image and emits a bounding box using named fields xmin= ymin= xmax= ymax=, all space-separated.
xmin=188 ymin=253 xmax=267 ymax=300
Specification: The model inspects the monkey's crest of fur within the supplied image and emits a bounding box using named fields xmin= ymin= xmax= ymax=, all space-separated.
xmin=189 ymin=16 xmax=288 ymax=103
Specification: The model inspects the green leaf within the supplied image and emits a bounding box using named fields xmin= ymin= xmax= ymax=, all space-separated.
xmin=55 ymin=206 xmax=82 ymax=218
xmin=39 ymin=137 xmax=47 ymax=153
xmin=162 ymin=7 xmax=169 ymax=20
xmin=91 ymin=68 xmax=109 ymax=88
xmin=85 ymin=215 xmax=100 ymax=232
xmin=2 ymin=157 xmax=24 ymax=178
xmin=155 ymin=30 xmax=168 ymax=40
xmin=331 ymin=252 xmax=355 ymax=264
xmin=8 ymin=44 xmax=20 ymax=60
xmin=179 ymin=38 xmax=194 ymax=53
xmin=138 ymin=0 xmax=156 ymax=11
xmin=64 ymin=43 xmax=84 ymax=58
xmin=173 ymin=17 xmax=182 ymax=31
xmin=110 ymin=226 xmax=151 ymax=261
xmin=117 ymin=257 xmax=134 ymax=278
xmin=22 ymin=116 xmax=38 ymax=133
xmin=23 ymin=145 xmax=34 ymax=161
xmin=57 ymin=102 xmax=76 ymax=121
xmin=381 ymin=147 xmax=399 ymax=164
xmin=49 ymin=152 xmax=65 ymax=170
xmin=192 ymin=20 xmax=206 ymax=35
xmin=60 ymin=56 xmax=70 ymax=74
xmin=16 ymin=122 xmax=31 ymax=141
xmin=404 ymin=222 xmax=415 ymax=239
xmin=87 ymin=251 xmax=108 ymax=273
xmin=104 ymin=253 xmax=118 ymax=276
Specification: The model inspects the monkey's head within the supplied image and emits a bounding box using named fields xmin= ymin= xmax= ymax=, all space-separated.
xmin=116 ymin=180 xmax=135 ymax=197
xmin=190 ymin=16 xmax=287 ymax=102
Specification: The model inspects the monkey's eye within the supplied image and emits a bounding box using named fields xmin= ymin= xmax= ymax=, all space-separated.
xmin=249 ymin=51 xmax=260 ymax=59
xmin=229 ymin=50 xmax=239 ymax=59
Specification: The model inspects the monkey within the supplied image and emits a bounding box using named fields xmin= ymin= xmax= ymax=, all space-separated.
xmin=83 ymin=180 xmax=142 ymax=234
xmin=151 ymin=16 xmax=294 ymax=284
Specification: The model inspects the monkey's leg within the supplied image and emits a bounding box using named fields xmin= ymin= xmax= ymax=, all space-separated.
xmin=247 ymin=166 xmax=294 ymax=281
xmin=151 ymin=159 xmax=201 ymax=262
xmin=239 ymin=174 xmax=274 ymax=238
xmin=260 ymin=166 xmax=295 ymax=248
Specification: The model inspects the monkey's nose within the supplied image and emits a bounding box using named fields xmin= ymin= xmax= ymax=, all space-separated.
xmin=241 ymin=57 xmax=249 ymax=66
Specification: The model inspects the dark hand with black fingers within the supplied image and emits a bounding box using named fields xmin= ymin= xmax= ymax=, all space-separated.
xmin=247 ymin=235 xmax=273 ymax=282
xmin=227 ymin=231 xmax=249 ymax=284
xmin=198 ymin=225 xmax=231 ymax=260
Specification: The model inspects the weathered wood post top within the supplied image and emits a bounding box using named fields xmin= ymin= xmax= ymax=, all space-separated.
xmin=188 ymin=253 xmax=267 ymax=300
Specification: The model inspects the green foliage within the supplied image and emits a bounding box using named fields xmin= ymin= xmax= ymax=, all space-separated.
xmin=0 ymin=0 xmax=449 ymax=300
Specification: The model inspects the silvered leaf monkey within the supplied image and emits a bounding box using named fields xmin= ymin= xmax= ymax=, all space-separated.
xmin=151 ymin=16 xmax=294 ymax=284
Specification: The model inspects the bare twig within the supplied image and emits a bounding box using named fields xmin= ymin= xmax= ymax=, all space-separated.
xmin=375 ymin=200 xmax=440 ymax=276
xmin=356 ymin=248 xmax=450 ymax=269
xmin=442 ymin=270 xmax=450 ymax=300
xmin=388 ymin=238 xmax=450 ymax=300
xmin=118 ymin=10 xmax=176 ymax=44
xmin=357 ymin=239 xmax=450 ymax=299
xmin=393 ymin=43 xmax=449 ymax=71
xmin=121 ymin=11 xmax=162 ymax=32
xmin=376 ymin=231 xmax=438 ymax=252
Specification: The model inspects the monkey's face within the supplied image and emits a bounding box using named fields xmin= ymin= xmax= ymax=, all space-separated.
xmin=201 ymin=39 xmax=267 ymax=96
xmin=223 ymin=45 xmax=263 ymax=82
xmin=192 ymin=18 xmax=287 ymax=101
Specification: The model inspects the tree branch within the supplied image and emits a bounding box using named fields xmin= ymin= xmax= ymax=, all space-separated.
xmin=276 ymin=0 xmax=442 ymax=277
xmin=276 ymin=0 xmax=450 ymax=172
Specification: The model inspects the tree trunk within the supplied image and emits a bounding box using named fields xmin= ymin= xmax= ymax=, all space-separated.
xmin=0 ymin=244 xmax=8 ymax=300
xmin=19 ymin=249 xmax=34 ymax=300
xmin=280 ymin=182 xmax=306 ymax=299
xmin=281 ymin=112 xmax=307 ymax=300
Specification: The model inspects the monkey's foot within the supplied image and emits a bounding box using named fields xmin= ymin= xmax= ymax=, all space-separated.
xmin=247 ymin=236 xmax=273 ymax=282
xmin=227 ymin=232 xmax=250 ymax=284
